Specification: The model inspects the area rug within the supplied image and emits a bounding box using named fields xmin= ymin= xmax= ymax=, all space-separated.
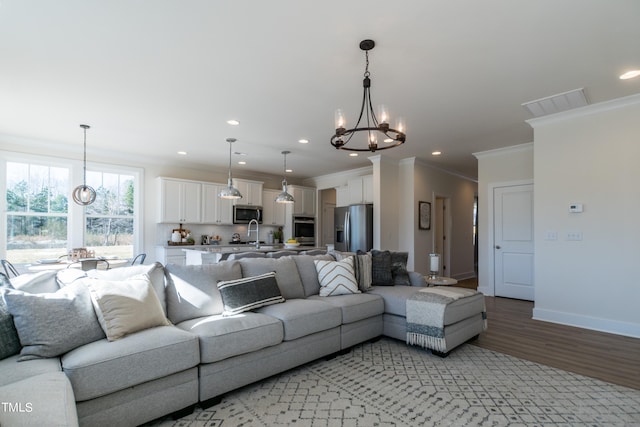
xmin=150 ymin=338 xmax=640 ymax=426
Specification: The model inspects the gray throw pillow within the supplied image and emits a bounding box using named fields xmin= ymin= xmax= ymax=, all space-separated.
xmin=0 ymin=277 xmax=22 ymax=360
xmin=391 ymin=252 xmax=411 ymax=286
xmin=370 ymin=250 xmax=393 ymax=285
xmin=217 ymin=272 xmax=285 ymax=316
xmin=3 ymin=282 xmax=105 ymax=361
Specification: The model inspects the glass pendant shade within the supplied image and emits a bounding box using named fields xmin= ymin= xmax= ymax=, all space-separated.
xmin=73 ymin=124 xmax=97 ymax=206
xmin=275 ymin=150 xmax=295 ymax=204
xmin=218 ymin=138 xmax=243 ymax=200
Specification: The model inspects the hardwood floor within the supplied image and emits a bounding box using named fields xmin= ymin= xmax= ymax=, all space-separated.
xmin=457 ymin=278 xmax=640 ymax=390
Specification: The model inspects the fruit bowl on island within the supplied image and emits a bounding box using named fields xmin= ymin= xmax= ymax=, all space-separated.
xmin=284 ymin=240 xmax=300 ymax=249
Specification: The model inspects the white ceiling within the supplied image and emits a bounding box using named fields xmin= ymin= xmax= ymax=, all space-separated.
xmin=1 ymin=0 xmax=639 ymax=180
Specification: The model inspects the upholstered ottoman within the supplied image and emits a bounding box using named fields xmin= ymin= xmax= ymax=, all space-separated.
xmin=406 ymin=287 xmax=486 ymax=356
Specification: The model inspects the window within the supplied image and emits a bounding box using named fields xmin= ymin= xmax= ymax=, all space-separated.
xmin=5 ymin=162 xmax=70 ymax=263
xmin=2 ymin=152 xmax=142 ymax=266
xmin=84 ymin=170 xmax=136 ymax=259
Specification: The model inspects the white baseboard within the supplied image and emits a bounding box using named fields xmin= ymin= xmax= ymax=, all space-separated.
xmin=477 ymin=285 xmax=494 ymax=296
xmin=533 ymin=308 xmax=640 ymax=339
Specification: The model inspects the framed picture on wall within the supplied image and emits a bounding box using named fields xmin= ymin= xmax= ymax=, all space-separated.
xmin=419 ymin=201 xmax=431 ymax=230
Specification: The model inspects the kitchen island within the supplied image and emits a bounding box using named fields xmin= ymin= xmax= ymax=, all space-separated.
xmin=182 ymin=245 xmax=326 ymax=265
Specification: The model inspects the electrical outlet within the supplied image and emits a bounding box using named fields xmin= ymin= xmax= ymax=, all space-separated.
xmin=544 ymin=231 xmax=558 ymax=240
xmin=566 ymin=231 xmax=583 ymax=241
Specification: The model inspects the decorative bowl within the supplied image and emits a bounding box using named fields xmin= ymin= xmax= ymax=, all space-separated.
xmin=284 ymin=243 xmax=300 ymax=249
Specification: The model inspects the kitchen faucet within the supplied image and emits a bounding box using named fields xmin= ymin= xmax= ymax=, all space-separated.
xmin=247 ymin=219 xmax=260 ymax=249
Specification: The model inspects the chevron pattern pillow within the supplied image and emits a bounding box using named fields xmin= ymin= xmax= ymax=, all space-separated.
xmin=314 ymin=257 xmax=360 ymax=297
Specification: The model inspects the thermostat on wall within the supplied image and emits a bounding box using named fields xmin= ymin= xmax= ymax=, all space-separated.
xmin=569 ymin=203 xmax=583 ymax=213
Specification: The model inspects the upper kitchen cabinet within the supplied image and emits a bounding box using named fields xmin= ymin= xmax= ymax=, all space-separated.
xmin=335 ymin=186 xmax=349 ymax=207
xmin=233 ymin=179 xmax=263 ymax=206
xmin=157 ymin=177 xmax=202 ymax=223
xmin=261 ymin=189 xmax=287 ymax=226
xmin=202 ymin=183 xmax=234 ymax=224
xmin=289 ymin=185 xmax=316 ymax=216
xmin=348 ymin=175 xmax=374 ymax=204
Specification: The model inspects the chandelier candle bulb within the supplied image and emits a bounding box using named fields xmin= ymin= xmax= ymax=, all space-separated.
xmin=335 ymin=109 xmax=346 ymax=130
xmin=378 ymin=104 xmax=389 ymax=125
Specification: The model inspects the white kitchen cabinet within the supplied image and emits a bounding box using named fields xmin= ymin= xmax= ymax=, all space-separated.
xmin=233 ymin=179 xmax=263 ymax=206
xmin=202 ymin=183 xmax=234 ymax=224
xmin=335 ymin=186 xmax=349 ymax=207
xmin=290 ymin=186 xmax=316 ymax=216
xmin=157 ymin=178 xmax=202 ymax=223
xmin=348 ymin=175 xmax=374 ymax=204
xmin=155 ymin=246 xmax=187 ymax=266
xmin=262 ymin=189 xmax=287 ymax=225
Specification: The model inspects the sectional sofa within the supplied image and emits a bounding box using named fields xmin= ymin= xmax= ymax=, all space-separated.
xmin=0 ymin=251 xmax=485 ymax=426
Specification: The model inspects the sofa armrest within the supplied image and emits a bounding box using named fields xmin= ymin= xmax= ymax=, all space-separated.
xmin=408 ymin=271 xmax=427 ymax=287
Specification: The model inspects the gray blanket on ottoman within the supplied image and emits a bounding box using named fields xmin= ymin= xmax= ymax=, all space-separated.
xmin=406 ymin=287 xmax=486 ymax=352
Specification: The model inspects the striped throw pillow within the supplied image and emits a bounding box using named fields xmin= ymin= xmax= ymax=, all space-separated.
xmin=314 ymin=257 xmax=360 ymax=296
xmin=217 ymin=272 xmax=285 ymax=316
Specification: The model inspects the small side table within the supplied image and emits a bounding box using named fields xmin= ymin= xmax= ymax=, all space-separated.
xmin=426 ymin=276 xmax=458 ymax=286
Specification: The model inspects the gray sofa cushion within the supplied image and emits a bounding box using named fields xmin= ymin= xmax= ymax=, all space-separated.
xmin=177 ymin=312 xmax=283 ymax=363
xmin=369 ymin=285 xmax=419 ymax=317
xmin=256 ymin=299 xmax=341 ymax=341
xmin=164 ymin=261 xmax=242 ymax=323
xmin=238 ymin=257 xmax=305 ymax=299
xmin=0 ymin=355 xmax=61 ymax=387
xmin=0 ymin=372 xmax=78 ymax=427
xmin=62 ymin=325 xmax=199 ymax=401
xmin=308 ymin=293 xmax=384 ymax=324
xmin=292 ymin=254 xmax=335 ymax=297
xmin=3 ymin=282 xmax=105 ymax=361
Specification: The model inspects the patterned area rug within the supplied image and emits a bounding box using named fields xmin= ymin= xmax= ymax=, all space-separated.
xmin=151 ymin=338 xmax=640 ymax=426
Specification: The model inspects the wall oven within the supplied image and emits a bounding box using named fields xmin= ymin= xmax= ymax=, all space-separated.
xmin=292 ymin=215 xmax=315 ymax=246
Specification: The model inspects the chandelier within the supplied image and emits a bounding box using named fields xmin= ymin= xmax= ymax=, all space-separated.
xmin=331 ymin=39 xmax=406 ymax=152
xmin=72 ymin=124 xmax=97 ymax=206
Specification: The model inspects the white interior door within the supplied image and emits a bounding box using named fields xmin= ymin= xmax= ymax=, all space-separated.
xmin=494 ymin=184 xmax=534 ymax=300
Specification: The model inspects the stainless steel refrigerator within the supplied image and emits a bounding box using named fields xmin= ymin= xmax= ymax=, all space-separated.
xmin=334 ymin=204 xmax=373 ymax=252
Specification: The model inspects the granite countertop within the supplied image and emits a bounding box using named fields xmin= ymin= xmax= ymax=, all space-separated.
xmin=181 ymin=245 xmax=325 ymax=254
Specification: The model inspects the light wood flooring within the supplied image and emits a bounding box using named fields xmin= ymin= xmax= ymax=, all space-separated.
xmin=456 ymin=278 xmax=640 ymax=390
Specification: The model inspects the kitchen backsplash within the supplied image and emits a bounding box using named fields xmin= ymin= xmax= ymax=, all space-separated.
xmin=156 ymin=223 xmax=282 ymax=245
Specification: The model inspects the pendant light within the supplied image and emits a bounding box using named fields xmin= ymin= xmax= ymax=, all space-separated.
xmin=218 ymin=138 xmax=243 ymax=199
xmin=72 ymin=124 xmax=97 ymax=206
xmin=275 ymin=150 xmax=295 ymax=204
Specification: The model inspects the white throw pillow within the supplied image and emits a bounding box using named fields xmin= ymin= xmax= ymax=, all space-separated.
xmin=87 ymin=274 xmax=170 ymax=341
xmin=314 ymin=257 xmax=360 ymax=296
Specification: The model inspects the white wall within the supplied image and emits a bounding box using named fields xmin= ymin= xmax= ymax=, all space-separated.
xmin=530 ymin=94 xmax=640 ymax=338
xmin=398 ymin=157 xmax=477 ymax=276
xmin=474 ymin=144 xmax=534 ymax=295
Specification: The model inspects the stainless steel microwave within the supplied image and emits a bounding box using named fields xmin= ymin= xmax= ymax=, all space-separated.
xmin=233 ymin=205 xmax=262 ymax=224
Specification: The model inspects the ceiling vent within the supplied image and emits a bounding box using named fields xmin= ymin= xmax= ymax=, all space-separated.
xmin=522 ymin=88 xmax=588 ymax=117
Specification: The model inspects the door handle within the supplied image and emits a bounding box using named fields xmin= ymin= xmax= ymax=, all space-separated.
xmin=495 ymin=245 xmax=501 ymax=249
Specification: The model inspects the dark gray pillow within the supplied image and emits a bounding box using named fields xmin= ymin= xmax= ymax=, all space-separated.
xmin=3 ymin=282 xmax=105 ymax=361
xmin=217 ymin=272 xmax=285 ymax=316
xmin=391 ymin=252 xmax=411 ymax=286
xmin=0 ymin=276 xmax=22 ymax=360
xmin=370 ymin=250 xmax=393 ymax=286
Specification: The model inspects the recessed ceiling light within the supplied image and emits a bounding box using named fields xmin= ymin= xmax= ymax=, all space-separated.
xmin=432 ymin=151 xmax=442 ymax=156
xmin=384 ymin=138 xmax=393 ymax=143
xmin=298 ymin=139 xmax=309 ymax=144
xmin=349 ymin=153 xmax=358 ymax=157
xmin=177 ymin=151 xmax=187 ymax=155
xmin=238 ymin=161 xmax=246 ymax=165
xmin=620 ymin=70 xmax=640 ymax=80
xmin=286 ymin=168 xmax=293 ymax=173
xmin=227 ymin=119 xmax=240 ymax=126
